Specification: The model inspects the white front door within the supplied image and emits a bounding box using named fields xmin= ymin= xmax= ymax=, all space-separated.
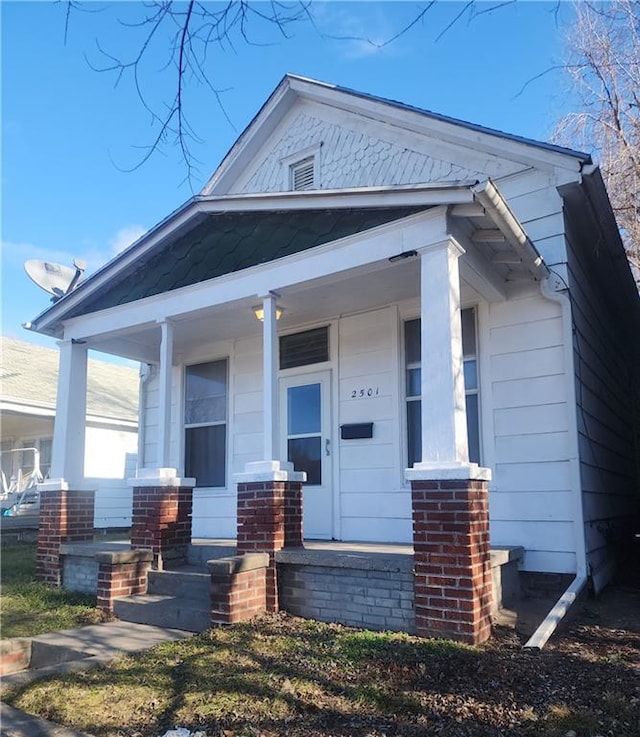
xmin=280 ymin=371 xmax=332 ymax=539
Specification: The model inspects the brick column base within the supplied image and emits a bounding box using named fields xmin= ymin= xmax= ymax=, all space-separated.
xmin=209 ymin=554 xmax=270 ymax=624
xmin=95 ymin=549 xmax=153 ymax=612
xmin=236 ymin=480 xmax=303 ymax=613
xmin=36 ymin=488 xmax=95 ymax=586
xmin=411 ymin=478 xmax=492 ymax=645
xmin=131 ymin=485 xmax=193 ymax=569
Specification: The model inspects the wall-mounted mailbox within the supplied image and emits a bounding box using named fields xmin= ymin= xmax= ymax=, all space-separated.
xmin=340 ymin=423 xmax=374 ymax=440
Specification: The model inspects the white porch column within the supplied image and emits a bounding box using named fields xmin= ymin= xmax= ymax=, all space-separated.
xmin=262 ymin=293 xmax=279 ymax=462
xmin=49 ymin=338 xmax=88 ymax=486
xmin=416 ymin=239 xmax=470 ymax=470
xmin=156 ymin=319 xmax=174 ymax=469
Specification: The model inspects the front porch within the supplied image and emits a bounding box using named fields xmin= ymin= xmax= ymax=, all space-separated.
xmin=58 ymin=537 xmax=527 ymax=637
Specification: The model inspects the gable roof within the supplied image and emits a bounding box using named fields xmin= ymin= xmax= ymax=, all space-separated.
xmin=1 ymin=336 xmax=139 ymax=422
xmin=62 ymin=206 xmax=427 ymax=320
xmin=202 ymin=74 xmax=592 ymax=195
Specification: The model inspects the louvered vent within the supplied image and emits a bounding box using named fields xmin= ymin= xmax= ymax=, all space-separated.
xmin=290 ymin=157 xmax=315 ymax=191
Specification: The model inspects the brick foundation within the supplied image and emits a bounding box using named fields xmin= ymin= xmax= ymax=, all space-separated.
xmin=411 ymin=478 xmax=492 ymax=645
xmin=131 ymin=485 xmax=193 ymax=569
xmin=36 ymin=488 xmax=95 ymax=586
xmin=209 ymin=554 xmax=270 ymax=624
xmin=236 ymin=481 xmax=303 ymax=612
xmin=95 ymin=549 xmax=153 ymax=612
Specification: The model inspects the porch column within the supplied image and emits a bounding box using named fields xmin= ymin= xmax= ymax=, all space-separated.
xmin=37 ymin=339 xmax=95 ymax=586
xmin=407 ymin=239 xmax=493 ymax=646
xmin=130 ymin=319 xmax=195 ymax=569
xmin=234 ymin=293 xmax=305 ymax=613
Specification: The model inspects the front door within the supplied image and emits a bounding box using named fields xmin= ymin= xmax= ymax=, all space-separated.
xmin=280 ymin=371 xmax=332 ymax=539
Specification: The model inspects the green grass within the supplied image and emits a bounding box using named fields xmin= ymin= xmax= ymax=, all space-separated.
xmin=3 ymin=612 xmax=639 ymax=737
xmin=1 ymin=540 xmax=107 ymax=639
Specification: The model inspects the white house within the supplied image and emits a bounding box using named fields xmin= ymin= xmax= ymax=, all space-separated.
xmin=1 ymin=336 xmax=139 ymax=525
xmin=26 ymin=76 xmax=639 ymax=614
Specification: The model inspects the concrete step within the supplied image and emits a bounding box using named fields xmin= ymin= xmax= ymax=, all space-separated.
xmin=114 ymin=594 xmax=211 ymax=633
xmin=147 ymin=567 xmax=210 ymax=600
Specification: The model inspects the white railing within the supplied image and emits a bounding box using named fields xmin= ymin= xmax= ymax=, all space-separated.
xmin=0 ymin=448 xmax=43 ymax=516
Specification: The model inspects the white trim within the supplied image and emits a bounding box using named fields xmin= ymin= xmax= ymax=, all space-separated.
xmin=280 ymin=143 xmax=322 ymax=191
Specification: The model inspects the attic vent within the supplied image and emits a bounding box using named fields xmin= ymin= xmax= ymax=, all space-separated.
xmin=290 ymin=157 xmax=315 ymax=191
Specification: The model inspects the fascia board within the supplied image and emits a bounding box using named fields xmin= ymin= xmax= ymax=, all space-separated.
xmin=86 ymin=414 xmax=138 ymax=430
xmin=0 ymin=400 xmax=56 ymax=417
xmin=62 ymin=207 xmax=451 ymax=342
xmin=30 ymin=185 xmax=474 ymax=336
xmin=288 ymin=76 xmax=588 ymax=173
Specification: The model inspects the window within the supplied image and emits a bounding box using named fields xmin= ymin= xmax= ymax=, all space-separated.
xmin=280 ymin=327 xmax=329 ymax=370
xmin=290 ymin=156 xmax=315 ymax=191
xmin=184 ymin=360 xmax=228 ymax=487
xmin=405 ymin=307 xmax=481 ymax=466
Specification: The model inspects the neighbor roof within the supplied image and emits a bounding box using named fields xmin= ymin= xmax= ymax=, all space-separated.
xmin=1 ymin=336 xmax=139 ymax=421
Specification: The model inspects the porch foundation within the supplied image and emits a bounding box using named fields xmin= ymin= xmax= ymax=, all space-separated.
xmin=36 ymin=486 xmax=95 ymax=586
xmin=236 ymin=480 xmax=303 ymax=612
xmin=411 ymin=477 xmax=492 ymax=645
xmin=131 ymin=485 xmax=193 ymax=569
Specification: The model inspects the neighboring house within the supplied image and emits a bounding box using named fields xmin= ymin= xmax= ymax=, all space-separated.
xmin=1 ymin=336 xmax=139 ymax=525
xmin=26 ymin=75 xmax=639 ymax=598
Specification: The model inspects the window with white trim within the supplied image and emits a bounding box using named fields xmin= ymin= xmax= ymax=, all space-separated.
xmin=184 ymin=359 xmax=228 ymax=487
xmin=404 ymin=307 xmax=481 ymax=466
xmin=289 ymin=156 xmax=315 ymax=191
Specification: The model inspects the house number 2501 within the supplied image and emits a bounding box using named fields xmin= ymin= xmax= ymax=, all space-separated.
xmin=351 ymin=387 xmax=380 ymax=398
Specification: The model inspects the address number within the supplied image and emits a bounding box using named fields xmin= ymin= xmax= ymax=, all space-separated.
xmin=350 ymin=387 xmax=380 ymax=399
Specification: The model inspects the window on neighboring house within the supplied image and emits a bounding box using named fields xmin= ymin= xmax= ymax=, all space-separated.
xmin=290 ymin=156 xmax=315 ymax=191
xmin=184 ymin=359 xmax=228 ymax=487
xmin=404 ymin=307 xmax=481 ymax=466
xmin=280 ymin=326 xmax=329 ymax=370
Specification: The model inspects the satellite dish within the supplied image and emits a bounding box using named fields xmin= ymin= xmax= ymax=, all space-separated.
xmin=24 ymin=259 xmax=86 ymax=302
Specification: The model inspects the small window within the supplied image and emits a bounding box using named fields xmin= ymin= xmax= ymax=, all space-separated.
xmin=184 ymin=359 xmax=228 ymax=487
xmin=290 ymin=157 xmax=315 ymax=191
xmin=404 ymin=308 xmax=481 ymax=466
xmin=280 ymin=327 xmax=329 ymax=370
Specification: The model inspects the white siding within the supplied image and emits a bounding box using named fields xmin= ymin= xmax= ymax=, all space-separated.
xmin=486 ymin=291 xmax=576 ymax=573
xmin=337 ymin=307 xmax=411 ymax=543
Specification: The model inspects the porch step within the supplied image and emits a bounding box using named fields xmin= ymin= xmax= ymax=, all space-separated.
xmin=113 ymin=594 xmax=211 ymax=633
xmin=147 ymin=568 xmax=210 ymax=599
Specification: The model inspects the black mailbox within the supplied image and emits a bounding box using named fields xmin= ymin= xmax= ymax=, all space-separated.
xmin=340 ymin=423 xmax=374 ymax=440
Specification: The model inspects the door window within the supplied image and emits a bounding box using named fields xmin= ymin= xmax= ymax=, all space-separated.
xmin=286 ymin=383 xmax=322 ymax=485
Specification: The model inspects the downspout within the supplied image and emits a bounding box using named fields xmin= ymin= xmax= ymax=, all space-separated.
xmin=525 ymin=272 xmax=589 ymax=649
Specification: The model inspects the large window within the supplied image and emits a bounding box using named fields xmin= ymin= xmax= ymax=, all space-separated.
xmin=184 ymin=359 xmax=228 ymax=487
xmin=405 ymin=307 xmax=481 ymax=466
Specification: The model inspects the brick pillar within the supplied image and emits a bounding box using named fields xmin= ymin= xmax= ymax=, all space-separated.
xmin=131 ymin=485 xmax=193 ymax=569
xmin=411 ymin=478 xmax=492 ymax=645
xmin=236 ymin=480 xmax=303 ymax=613
xmin=36 ymin=487 xmax=95 ymax=586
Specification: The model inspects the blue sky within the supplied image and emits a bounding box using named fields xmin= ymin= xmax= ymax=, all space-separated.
xmin=2 ymin=1 xmax=577 ymax=351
